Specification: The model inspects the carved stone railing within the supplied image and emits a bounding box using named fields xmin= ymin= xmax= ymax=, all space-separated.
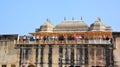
xmin=16 ymin=39 xmax=111 ymax=45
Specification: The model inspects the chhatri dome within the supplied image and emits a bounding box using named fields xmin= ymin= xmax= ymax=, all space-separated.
xmin=36 ymin=19 xmax=54 ymax=32
xmin=54 ymin=17 xmax=89 ymax=32
xmin=35 ymin=17 xmax=112 ymax=32
xmin=90 ymin=17 xmax=106 ymax=31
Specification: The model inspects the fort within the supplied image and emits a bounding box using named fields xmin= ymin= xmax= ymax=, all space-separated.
xmin=0 ymin=17 xmax=120 ymax=67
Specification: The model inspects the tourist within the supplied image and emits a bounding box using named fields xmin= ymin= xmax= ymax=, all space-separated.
xmin=23 ymin=35 xmax=27 ymax=41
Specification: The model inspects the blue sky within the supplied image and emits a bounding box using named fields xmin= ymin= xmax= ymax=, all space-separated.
xmin=0 ymin=0 xmax=120 ymax=35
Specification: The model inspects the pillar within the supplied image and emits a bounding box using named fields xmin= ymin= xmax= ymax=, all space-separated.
xmin=19 ymin=47 xmax=22 ymax=67
xmin=65 ymin=45 xmax=69 ymax=65
xmin=48 ymin=45 xmax=52 ymax=67
xmin=74 ymin=45 xmax=77 ymax=66
xmin=106 ymin=45 xmax=114 ymax=67
xmin=70 ymin=45 xmax=74 ymax=66
xmin=76 ymin=45 xmax=80 ymax=65
xmin=59 ymin=45 xmax=63 ymax=67
xmin=35 ymin=46 xmax=39 ymax=67
xmin=102 ymin=46 xmax=106 ymax=66
xmin=85 ymin=45 xmax=88 ymax=66
xmin=40 ymin=45 xmax=45 ymax=67
xmin=31 ymin=46 xmax=35 ymax=63
xmin=88 ymin=45 xmax=91 ymax=67
xmin=81 ymin=45 xmax=85 ymax=67
xmin=94 ymin=46 xmax=96 ymax=66
xmin=79 ymin=45 xmax=82 ymax=66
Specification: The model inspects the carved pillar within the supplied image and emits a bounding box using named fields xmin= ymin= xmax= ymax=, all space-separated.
xmin=65 ymin=45 xmax=69 ymax=65
xmin=40 ymin=45 xmax=45 ymax=67
xmin=82 ymin=45 xmax=85 ymax=67
xmin=85 ymin=45 xmax=88 ymax=65
xmin=35 ymin=46 xmax=39 ymax=67
xmin=76 ymin=45 xmax=80 ymax=65
xmin=31 ymin=46 xmax=34 ymax=63
xmin=79 ymin=45 xmax=82 ymax=65
xmin=88 ymin=45 xmax=91 ymax=67
xmin=23 ymin=47 xmax=25 ymax=65
xmin=93 ymin=46 xmax=96 ymax=66
xmin=105 ymin=45 xmax=109 ymax=67
xmin=25 ymin=49 xmax=28 ymax=60
xmin=111 ymin=47 xmax=114 ymax=67
xmin=48 ymin=45 xmax=53 ymax=67
xmin=102 ymin=46 xmax=106 ymax=66
xmin=59 ymin=45 xmax=63 ymax=67
xmin=101 ymin=46 xmax=103 ymax=66
xmin=19 ymin=47 xmax=22 ymax=67
xmin=70 ymin=45 xmax=74 ymax=66
xmin=74 ymin=45 xmax=76 ymax=65
xmin=105 ymin=45 xmax=114 ymax=67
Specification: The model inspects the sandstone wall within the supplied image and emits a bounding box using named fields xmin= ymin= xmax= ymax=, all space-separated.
xmin=114 ymin=37 xmax=120 ymax=67
xmin=0 ymin=40 xmax=19 ymax=67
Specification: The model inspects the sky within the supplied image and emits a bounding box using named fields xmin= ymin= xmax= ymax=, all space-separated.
xmin=0 ymin=0 xmax=120 ymax=35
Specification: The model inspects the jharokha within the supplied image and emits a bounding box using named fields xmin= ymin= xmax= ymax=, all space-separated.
xmin=0 ymin=17 xmax=120 ymax=67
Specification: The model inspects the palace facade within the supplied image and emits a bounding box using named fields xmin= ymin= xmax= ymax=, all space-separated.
xmin=0 ymin=17 xmax=120 ymax=67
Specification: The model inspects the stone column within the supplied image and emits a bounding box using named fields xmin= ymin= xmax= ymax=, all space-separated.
xmin=85 ymin=45 xmax=88 ymax=66
xmin=79 ymin=45 xmax=82 ymax=66
xmin=59 ymin=45 xmax=63 ymax=67
xmin=111 ymin=47 xmax=114 ymax=67
xmin=76 ymin=45 xmax=80 ymax=65
xmin=40 ymin=45 xmax=45 ymax=67
xmin=35 ymin=46 xmax=39 ymax=67
xmin=65 ymin=45 xmax=69 ymax=65
xmin=48 ymin=45 xmax=53 ymax=67
xmin=23 ymin=47 xmax=25 ymax=65
xmin=52 ymin=45 xmax=59 ymax=67
xmin=31 ymin=46 xmax=35 ymax=63
xmin=81 ymin=45 xmax=85 ymax=67
xmin=74 ymin=45 xmax=77 ymax=65
xmin=88 ymin=45 xmax=90 ymax=67
xmin=101 ymin=46 xmax=106 ymax=66
xmin=101 ymin=46 xmax=103 ymax=66
xmin=70 ymin=45 xmax=74 ymax=66
xmin=62 ymin=45 xmax=65 ymax=67
xmin=94 ymin=46 xmax=96 ymax=66
xmin=19 ymin=47 xmax=22 ymax=67
xmin=102 ymin=46 xmax=106 ymax=66
xmin=105 ymin=45 xmax=109 ymax=67
xmin=106 ymin=45 xmax=114 ymax=67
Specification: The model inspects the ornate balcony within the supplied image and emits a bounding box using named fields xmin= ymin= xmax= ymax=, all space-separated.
xmin=16 ymin=39 xmax=111 ymax=45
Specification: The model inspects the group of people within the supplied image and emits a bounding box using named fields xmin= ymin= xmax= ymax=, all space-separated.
xmin=22 ymin=35 xmax=58 ymax=43
xmin=22 ymin=34 xmax=83 ymax=41
xmin=20 ymin=34 xmax=113 ymax=44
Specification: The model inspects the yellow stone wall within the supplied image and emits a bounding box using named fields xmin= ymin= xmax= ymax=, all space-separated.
xmin=114 ymin=37 xmax=120 ymax=67
xmin=0 ymin=40 xmax=19 ymax=67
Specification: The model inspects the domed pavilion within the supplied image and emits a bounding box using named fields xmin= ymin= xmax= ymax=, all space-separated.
xmin=16 ymin=17 xmax=116 ymax=67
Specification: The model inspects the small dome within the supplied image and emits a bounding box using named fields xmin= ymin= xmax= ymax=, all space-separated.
xmin=54 ymin=18 xmax=88 ymax=31
xmin=39 ymin=19 xmax=54 ymax=32
xmin=90 ymin=17 xmax=106 ymax=31
xmin=40 ymin=19 xmax=54 ymax=28
xmin=41 ymin=22 xmax=54 ymax=28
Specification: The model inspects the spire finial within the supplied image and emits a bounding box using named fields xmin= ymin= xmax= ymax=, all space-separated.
xmin=46 ymin=18 xmax=49 ymax=22
xmin=97 ymin=17 xmax=101 ymax=22
xmin=81 ymin=16 xmax=83 ymax=20
xmin=46 ymin=18 xmax=51 ymax=24
xmin=46 ymin=18 xmax=51 ymax=22
xmin=64 ymin=17 xmax=66 ymax=21
xmin=72 ymin=17 xmax=74 ymax=20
